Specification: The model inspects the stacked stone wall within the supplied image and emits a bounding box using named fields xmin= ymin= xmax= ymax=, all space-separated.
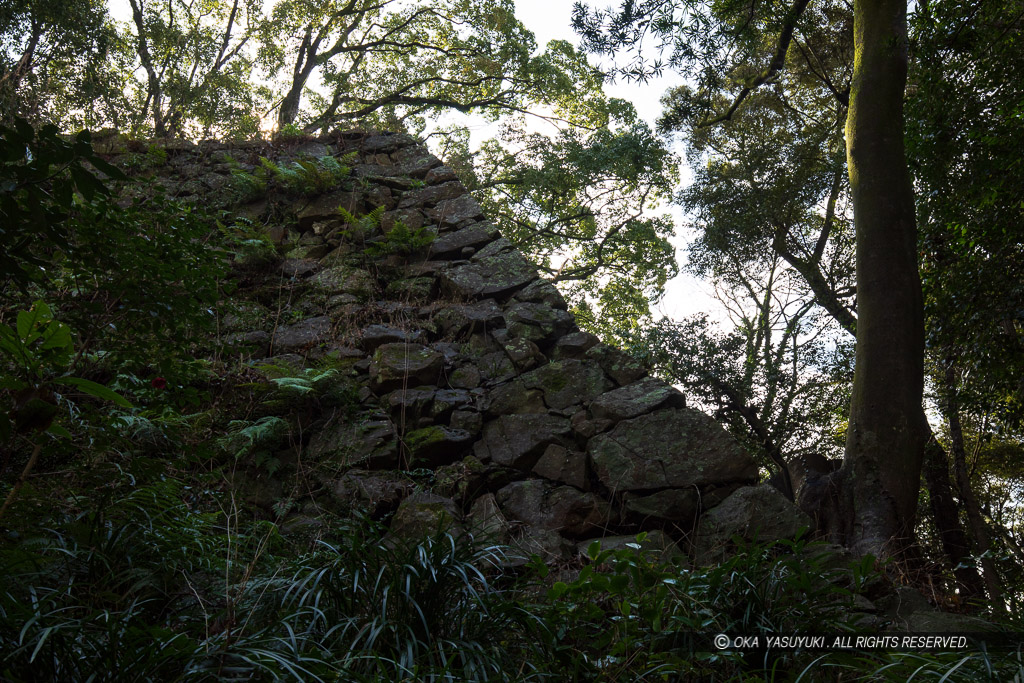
xmin=98 ymin=130 xmax=790 ymax=563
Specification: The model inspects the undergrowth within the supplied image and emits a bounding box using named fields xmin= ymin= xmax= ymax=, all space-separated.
xmin=3 ymin=486 xmax=1022 ymax=681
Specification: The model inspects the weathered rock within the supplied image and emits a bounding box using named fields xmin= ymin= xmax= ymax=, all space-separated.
xmin=532 ymin=444 xmax=588 ymax=490
xmin=467 ymin=493 xmax=511 ymax=543
xmin=385 ymin=276 xmax=434 ymax=300
xmin=403 ymin=425 xmax=474 ymax=466
xmin=433 ymin=455 xmax=487 ymax=501
xmin=398 ymin=180 xmax=464 ymax=208
xmin=310 ymin=265 xmax=376 ymax=299
xmin=424 ymin=165 xmax=459 ymax=185
xmin=387 ymin=492 xmax=461 ymax=541
xmin=623 ymin=488 xmax=700 ymax=524
xmin=429 ymin=223 xmax=499 ymax=258
xmin=590 ymin=376 xmax=686 ymax=422
xmin=448 ymin=365 xmax=481 ymax=390
xmin=693 ymin=485 xmax=813 ymax=564
xmin=329 ymin=470 xmax=414 ymax=516
xmin=369 ymin=343 xmax=444 ymax=391
xmin=434 ymin=299 xmax=504 ymax=336
xmin=588 ymin=408 xmax=758 ymax=491
xmin=520 ymin=360 xmax=613 ymax=411
xmin=297 ymin=190 xmax=364 ymax=228
xmin=440 ymin=249 xmax=538 ymax=298
xmin=428 ymin=194 xmax=486 ymax=227
xmin=363 ymin=133 xmax=415 ymax=153
xmin=271 ymin=316 xmax=332 ymax=354
xmin=486 ymin=379 xmax=546 ymax=416
xmin=514 ymin=278 xmax=568 ymax=310
xmin=430 ymin=389 xmax=471 ymax=417
xmin=570 ymin=410 xmax=614 ymax=439
xmin=280 ymin=258 xmax=319 ymax=278
xmin=496 ymin=480 xmax=613 ymax=538
xmin=361 ymin=323 xmax=423 ymax=351
xmin=501 ymin=338 xmax=543 ymax=371
xmin=477 ymin=351 xmax=516 ymax=384
xmin=385 ymin=386 xmax=437 ymax=419
xmin=505 ymin=302 xmax=575 ymax=344
xmin=585 ymin=344 xmax=646 ymax=386
xmin=391 ymin=147 xmax=442 ymax=177
xmin=380 ymin=207 xmax=426 ymax=233
xmin=449 ymin=409 xmax=482 ymax=434
xmin=307 ymin=415 xmax=398 ymax=469
xmin=474 ymin=413 xmax=572 ymax=469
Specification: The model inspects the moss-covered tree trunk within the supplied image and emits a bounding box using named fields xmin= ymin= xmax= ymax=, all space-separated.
xmin=841 ymin=0 xmax=927 ymax=557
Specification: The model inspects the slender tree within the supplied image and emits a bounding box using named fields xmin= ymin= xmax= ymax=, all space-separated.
xmin=575 ymin=0 xmax=928 ymax=558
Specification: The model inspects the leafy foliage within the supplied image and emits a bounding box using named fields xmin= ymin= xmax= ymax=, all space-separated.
xmin=0 ymin=119 xmax=127 ymax=289
xmin=472 ymin=105 xmax=678 ymax=335
xmin=229 ymin=152 xmax=355 ymax=200
xmin=0 ymin=479 xmax=538 ymax=682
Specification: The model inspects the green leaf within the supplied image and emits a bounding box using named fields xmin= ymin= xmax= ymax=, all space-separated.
xmin=548 ymin=581 xmax=569 ymax=600
xmin=46 ymin=423 xmax=72 ymax=439
xmin=70 ymin=165 xmax=101 ymax=201
xmin=17 ymin=302 xmax=52 ymax=342
xmin=39 ymin=322 xmax=72 ymax=351
xmin=54 ymin=376 xmax=133 ymax=408
xmin=89 ymin=156 xmax=129 ymax=181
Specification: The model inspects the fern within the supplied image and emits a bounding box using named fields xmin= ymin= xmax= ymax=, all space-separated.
xmin=220 ymin=415 xmax=289 ymax=459
xmin=364 ymin=219 xmax=436 ymax=257
xmin=227 ymin=154 xmax=354 ymax=200
xmin=269 ymin=368 xmax=340 ymax=397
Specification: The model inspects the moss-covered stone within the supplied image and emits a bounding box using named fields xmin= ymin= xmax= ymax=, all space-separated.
xmin=370 ymin=343 xmax=444 ymax=391
xmin=588 ymin=408 xmax=758 ymax=491
xmin=310 ymin=265 xmax=376 ymax=299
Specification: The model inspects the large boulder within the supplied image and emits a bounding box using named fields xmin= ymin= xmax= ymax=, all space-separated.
xmin=440 ymin=244 xmax=538 ymax=298
xmin=429 ymin=222 xmax=499 ymax=258
xmin=307 ymin=414 xmax=398 ymax=469
xmin=473 ymin=413 xmax=572 ymax=469
xmin=369 ymin=343 xmax=444 ymax=391
xmin=271 ymin=315 xmax=332 ymax=354
xmin=496 ymin=480 xmax=613 ymax=538
xmin=310 ymin=265 xmax=376 ymax=299
xmin=622 ymin=488 xmax=701 ymax=525
xmin=692 ymin=485 xmax=813 ymax=564
xmin=520 ymin=360 xmax=612 ymax=411
xmin=387 ymin=492 xmax=461 ymax=541
xmin=402 ymin=425 xmax=474 ymax=466
xmin=532 ymin=444 xmax=588 ymax=490
xmin=328 ymin=470 xmax=414 ymax=516
xmin=590 ymin=376 xmax=686 ymax=422
xmin=588 ymin=408 xmax=758 ymax=491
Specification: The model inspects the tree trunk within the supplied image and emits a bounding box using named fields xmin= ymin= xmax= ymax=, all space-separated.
xmin=842 ymin=0 xmax=927 ymax=557
xmin=921 ymin=434 xmax=986 ymax=602
xmin=943 ymin=366 xmax=1006 ymax=615
xmin=278 ymin=83 xmax=304 ymax=128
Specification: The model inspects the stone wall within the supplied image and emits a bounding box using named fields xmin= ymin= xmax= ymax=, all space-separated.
xmin=100 ymin=130 xmax=787 ymax=563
